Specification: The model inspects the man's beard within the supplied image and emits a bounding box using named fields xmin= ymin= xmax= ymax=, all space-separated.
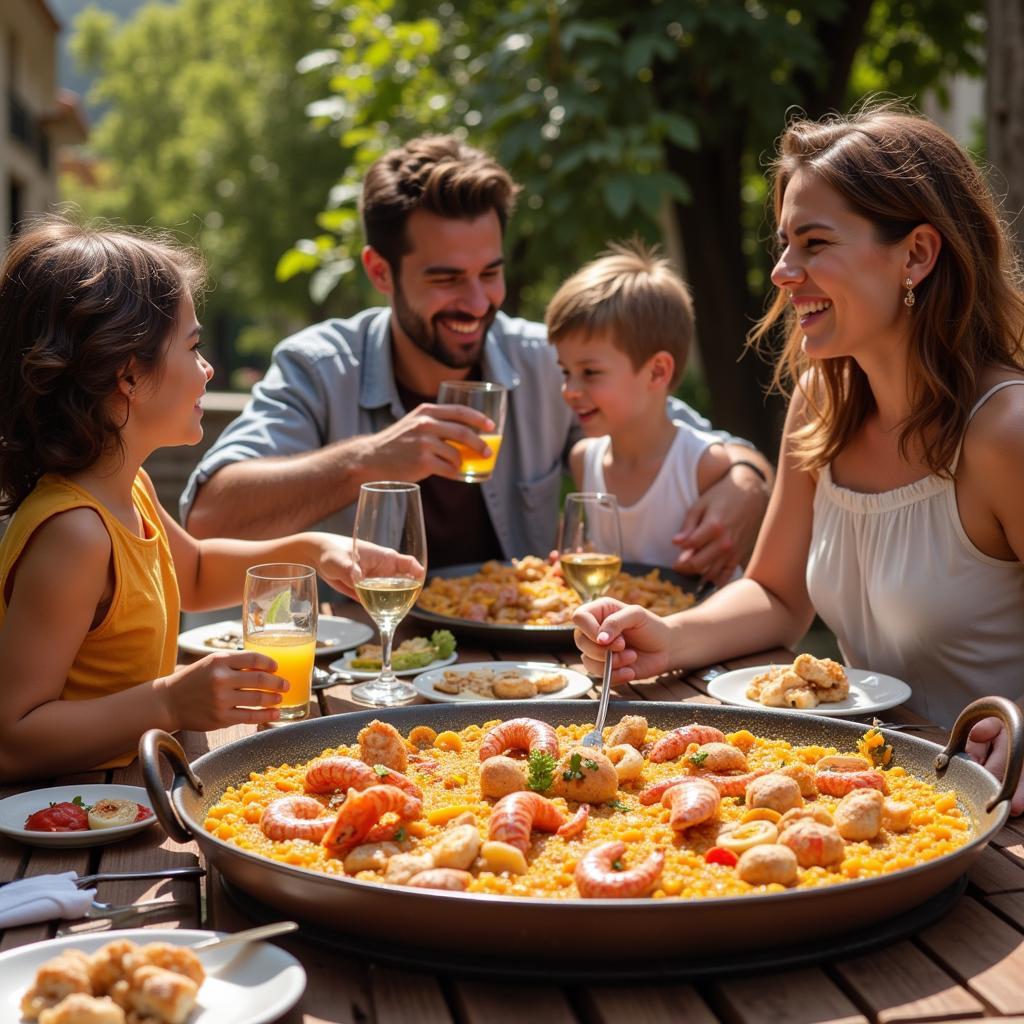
xmin=393 ymin=282 xmax=496 ymax=369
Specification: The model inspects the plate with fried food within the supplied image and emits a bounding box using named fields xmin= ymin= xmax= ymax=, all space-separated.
xmin=411 ymin=558 xmax=698 ymax=647
xmin=413 ymin=661 xmax=594 ymax=703
xmin=1 ymin=928 xmax=305 ymax=1024
xmin=329 ymin=630 xmax=459 ymax=680
xmin=706 ymin=654 xmax=911 ymax=717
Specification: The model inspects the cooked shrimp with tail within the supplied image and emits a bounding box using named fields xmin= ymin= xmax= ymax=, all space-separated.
xmin=648 ymin=724 xmax=725 ymax=763
xmin=488 ymin=791 xmax=566 ymax=853
xmin=574 ymin=841 xmax=665 ymax=898
xmin=479 ymin=718 xmax=559 ymax=761
xmin=660 ymin=777 xmax=721 ymax=830
xmin=323 ymin=785 xmax=423 ymax=857
xmin=815 ymin=769 xmax=889 ymax=797
xmin=260 ymin=795 xmax=333 ymax=843
xmin=305 ymin=755 xmax=422 ymax=800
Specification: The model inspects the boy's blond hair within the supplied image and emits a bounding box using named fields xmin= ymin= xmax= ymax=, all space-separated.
xmin=545 ymin=239 xmax=694 ymax=389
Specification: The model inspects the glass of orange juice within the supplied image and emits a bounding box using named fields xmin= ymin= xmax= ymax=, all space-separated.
xmin=436 ymin=380 xmax=507 ymax=482
xmin=243 ymin=563 xmax=317 ymax=722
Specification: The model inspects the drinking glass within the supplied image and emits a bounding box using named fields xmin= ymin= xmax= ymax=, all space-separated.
xmin=350 ymin=482 xmax=428 ymax=706
xmin=243 ymin=563 xmax=317 ymax=723
xmin=558 ymin=493 xmax=624 ymax=603
xmin=436 ymin=380 xmax=508 ymax=482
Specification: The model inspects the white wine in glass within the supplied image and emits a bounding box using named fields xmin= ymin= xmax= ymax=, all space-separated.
xmin=558 ymin=493 xmax=624 ymax=603
xmin=350 ymin=482 xmax=427 ymax=707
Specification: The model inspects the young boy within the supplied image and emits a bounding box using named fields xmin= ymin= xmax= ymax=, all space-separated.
xmin=547 ymin=241 xmax=734 ymax=570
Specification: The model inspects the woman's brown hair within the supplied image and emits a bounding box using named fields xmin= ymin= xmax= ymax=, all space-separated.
xmin=749 ymin=101 xmax=1024 ymax=474
xmin=0 ymin=217 xmax=205 ymax=515
xmin=360 ymin=135 xmax=521 ymax=272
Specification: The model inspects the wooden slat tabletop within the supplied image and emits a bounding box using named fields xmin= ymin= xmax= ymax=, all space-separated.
xmin=3 ymin=596 xmax=1023 ymax=1023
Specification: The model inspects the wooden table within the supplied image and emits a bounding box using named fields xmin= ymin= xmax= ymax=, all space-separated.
xmin=4 ymin=598 xmax=1024 ymax=1024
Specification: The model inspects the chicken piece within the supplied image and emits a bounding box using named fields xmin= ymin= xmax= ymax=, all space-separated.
xmin=778 ymin=805 xmax=834 ymax=830
xmin=793 ymin=653 xmax=847 ymax=688
xmin=552 ymin=747 xmax=620 ymax=804
xmin=358 ymin=720 xmax=408 ymax=773
xmin=777 ymin=761 xmax=818 ymax=798
xmin=343 ymin=840 xmax=403 ymax=874
xmin=431 ymin=823 xmax=482 ymax=870
xmin=479 ymin=755 xmax=528 ymax=798
xmin=88 ymin=940 xmax=139 ymax=995
xmin=534 ymin=673 xmax=567 ymax=694
xmin=21 ymin=951 xmax=93 ymax=1020
xmin=128 ymin=944 xmax=204 ymax=988
xmin=605 ymin=714 xmax=649 ymax=750
xmin=834 ymin=788 xmax=884 ymax=841
xmin=736 ymin=844 xmax=799 ymax=886
xmin=492 ymin=675 xmax=538 ymax=699
xmin=746 ymin=773 xmax=804 ymax=814
xmin=882 ymin=799 xmax=914 ymax=833
xmin=758 ymin=671 xmax=809 ymax=707
xmin=779 ymin=820 xmax=845 ymax=867
xmin=783 ymin=686 xmax=820 ymax=709
xmin=122 ymin=965 xmax=198 ymax=1024
xmin=384 ymin=852 xmax=435 ymax=885
xmin=746 ymin=666 xmax=781 ymax=701
xmin=37 ymin=995 xmax=126 ymax=1024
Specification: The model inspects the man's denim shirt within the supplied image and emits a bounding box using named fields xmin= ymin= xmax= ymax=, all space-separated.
xmin=180 ymin=308 xmax=737 ymax=558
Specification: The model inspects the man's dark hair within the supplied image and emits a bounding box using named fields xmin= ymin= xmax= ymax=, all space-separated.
xmin=360 ymin=135 xmax=521 ymax=271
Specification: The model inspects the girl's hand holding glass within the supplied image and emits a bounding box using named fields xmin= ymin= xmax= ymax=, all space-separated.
xmin=311 ymin=533 xmax=424 ymax=602
xmin=155 ymin=651 xmax=287 ymax=730
xmin=572 ymin=598 xmax=673 ymax=683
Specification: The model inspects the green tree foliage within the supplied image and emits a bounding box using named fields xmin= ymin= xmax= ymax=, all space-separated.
xmin=287 ymin=0 xmax=983 ymax=446
xmin=64 ymin=0 xmax=345 ymax=379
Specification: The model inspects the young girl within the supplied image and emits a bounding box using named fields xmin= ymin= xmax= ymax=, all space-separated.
xmin=572 ymin=104 xmax=1024 ymax=813
xmin=0 ymin=218 xmax=410 ymax=781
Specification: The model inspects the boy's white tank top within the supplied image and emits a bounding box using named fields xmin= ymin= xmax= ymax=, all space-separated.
xmin=580 ymin=422 xmax=719 ymax=568
xmin=806 ymin=380 xmax=1024 ymax=727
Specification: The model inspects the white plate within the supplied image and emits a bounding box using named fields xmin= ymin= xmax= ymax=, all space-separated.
xmin=328 ymin=650 xmax=459 ymax=680
xmin=177 ymin=615 xmax=374 ymax=658
xmin=0 ymin=785 xmax=157 ymax=848
xmin=413 ymin=661 xmax=594 ymax=703
xmin=706 ymin=665 xmax=912 ymax=717
xmin=0 ymin=927 xmax=306 ymax=1024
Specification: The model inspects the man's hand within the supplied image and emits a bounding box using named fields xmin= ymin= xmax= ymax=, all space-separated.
xmin=364 ymin=403 xmax=495 ymax=482
xmin=673 ymin=462 xmax=771 ymax=586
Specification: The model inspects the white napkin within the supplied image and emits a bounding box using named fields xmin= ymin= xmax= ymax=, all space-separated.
xmin=0 ymin=872 xmax=96 ymax=928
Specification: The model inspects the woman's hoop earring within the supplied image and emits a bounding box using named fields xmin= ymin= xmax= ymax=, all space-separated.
xmin=904 ymin=277 xmax=916 ymax=309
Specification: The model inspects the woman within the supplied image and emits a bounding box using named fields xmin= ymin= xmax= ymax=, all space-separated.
xmin=572 ymin=103 xmax=1024 ymax=813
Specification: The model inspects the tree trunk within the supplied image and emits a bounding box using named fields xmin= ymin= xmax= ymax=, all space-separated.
xmin=664 ymin=133 xmax=780 ymax=454
xmin=987 ymin=0 xmax=1024 ymax=259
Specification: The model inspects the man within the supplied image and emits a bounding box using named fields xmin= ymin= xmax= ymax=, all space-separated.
xmin=182 ymin=136 xmax=772 ymax=583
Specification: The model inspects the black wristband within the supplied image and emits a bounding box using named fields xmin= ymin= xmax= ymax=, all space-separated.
xmin=728 ymin=458 xmax=769 ymax=483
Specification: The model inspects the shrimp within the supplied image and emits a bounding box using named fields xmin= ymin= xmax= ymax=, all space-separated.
xmin=574 ymin=841 xmax=665 ymax=898
xmin=305 ymin=755 xmax=423 ymax=800
xmin=606 ymin=744 xmax=645 ymax=783
xmin=487 ymin=791 xmax=566 ymax=853
xmin=638 ymin=776 xmax=691 ymax=805
xmin=479 ymin=717 xmax=559 ymax=761
xmin=358 ymin=720 xmax=408 ymax=772
xmin=703 ymin=769 xmax=771 ymax=797
xmin=406 ymin=868 xmax=473 ymax=891
xmin=556 ymin=803 xmax=590 ymax=839
xmin=815 ymin=769 xmax=888 ymax=797
xmin=260 ymin=795 xmax=332 ymax=843
xmin=322 ymin=785 xmax=423 ymax=858
xmin=660 ymin=777 xmax=721 ymax=831
xmin=647 ymin=723 xmax=726 ymax=763
xmin=606 ymin=714 xmax=648 ymax=749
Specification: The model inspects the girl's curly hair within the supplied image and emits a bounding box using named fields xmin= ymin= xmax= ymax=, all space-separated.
xmin=0 ymin=217 xmax=205 ymax=516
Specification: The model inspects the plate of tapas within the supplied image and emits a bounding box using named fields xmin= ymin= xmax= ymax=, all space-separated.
xmin=177 ymin=614 xmax=374 ymax=659
xmin=0 ymin=785 xmax=158 ymax=848
xmin=413 ymin=661 xmax=594 ymax=703
xmin=329 ymin=628 xmax=460 ymax=680
xmin=706 ymin=654 xmax=912 ymax=717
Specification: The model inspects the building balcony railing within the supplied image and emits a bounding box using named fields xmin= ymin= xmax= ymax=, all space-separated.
xmin=9 ymin=93 xmax=51 ymax=169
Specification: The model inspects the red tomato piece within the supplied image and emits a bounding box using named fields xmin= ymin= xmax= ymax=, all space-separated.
xmin=134 ymin=803 xmax=153 ymax=822
xmin=704 ymin=846 xmax=739 ymax=867
xmin=24 ymin=802 xmax=90 ymax=832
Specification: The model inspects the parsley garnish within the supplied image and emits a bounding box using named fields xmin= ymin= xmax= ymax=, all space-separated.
xmin=688 ymin=751 xmax=709 ymax=767
xmin=584 ymin=759 xmax=598 ymax=771
xmin=562 ymin=752 xmax=585 ymax=782
xmin=612 ymin=858 xmax=624 ymax=871
xmin=373 ymin=765 xmax=390 ymax=777
xmin=608 ymin=800 xmax=629 ymax=812
xmin=392 ymin=827 xmax=406 ymax=843
xmin=526 ymin=751 xmax=557 ymax=793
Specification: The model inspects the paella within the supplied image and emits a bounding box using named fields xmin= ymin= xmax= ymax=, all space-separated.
xmin=202 ymin=711 xmax=973 ymax=900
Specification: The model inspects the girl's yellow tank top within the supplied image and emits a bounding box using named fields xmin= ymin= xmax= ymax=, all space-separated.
xmin=0 ymin=473 xmax=180 ymax=766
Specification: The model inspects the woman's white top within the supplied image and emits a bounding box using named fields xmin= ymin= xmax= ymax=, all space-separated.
xmin=806 ymin=380 xmax=1024 ymax=727
xmin=580 ymin=422 xmax=721 ymax=568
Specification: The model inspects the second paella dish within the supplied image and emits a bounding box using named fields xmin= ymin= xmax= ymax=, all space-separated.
xmin=203 ymin=712 xmax=973 ymax=900
xmin=416 ymin=556 xmax=694 ymax=626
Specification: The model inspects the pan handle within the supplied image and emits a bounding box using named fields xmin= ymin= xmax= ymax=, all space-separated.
xmin=936 ymin=696 xmax=1024 ymax=813
xmin=139 ymin=729 xmax=204 ymax=844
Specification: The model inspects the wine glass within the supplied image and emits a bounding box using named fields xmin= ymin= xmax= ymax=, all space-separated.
xmin=243 ymin=563 xmax=318 ymax=723
xmin=436 ymin=380 xmax=508 ymax=482
xmin=558 ymin=493 xmax=623 ymax=747
xmin=350 ymin=482 xmax=428 ymax=707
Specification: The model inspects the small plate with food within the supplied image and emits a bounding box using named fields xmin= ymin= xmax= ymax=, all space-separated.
xmin=177 ymin=614 xmax=374 ymax=659
xmin=1 ymin=927 xmax=306 ymax=1024
xmin=0 ymin=785 xmax=158 ymax=848
xmin=706 ymin=654 xmax=912 ymax=717
xmin=413 ymin=661 xmax=594 ymax=703
xmin=328 ymin=630 xmax=458 ymax=680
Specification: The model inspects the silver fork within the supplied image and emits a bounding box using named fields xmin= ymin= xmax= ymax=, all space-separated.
xmin=581 ymin=650 xmax=614 ymax=749
xmin=57 ymin=899 xmax=191 ymax=936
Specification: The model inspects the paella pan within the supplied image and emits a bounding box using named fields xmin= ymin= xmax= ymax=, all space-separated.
xmin=141 ymin=698 xmax=1022 ymax=960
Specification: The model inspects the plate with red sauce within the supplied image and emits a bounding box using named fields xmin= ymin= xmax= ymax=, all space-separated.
xmin=0 ymin=785 xmax=157 ymax=848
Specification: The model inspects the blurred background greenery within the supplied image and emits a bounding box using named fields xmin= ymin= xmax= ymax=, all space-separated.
xmin=57 ymin=0 xmax=997 ymax=453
